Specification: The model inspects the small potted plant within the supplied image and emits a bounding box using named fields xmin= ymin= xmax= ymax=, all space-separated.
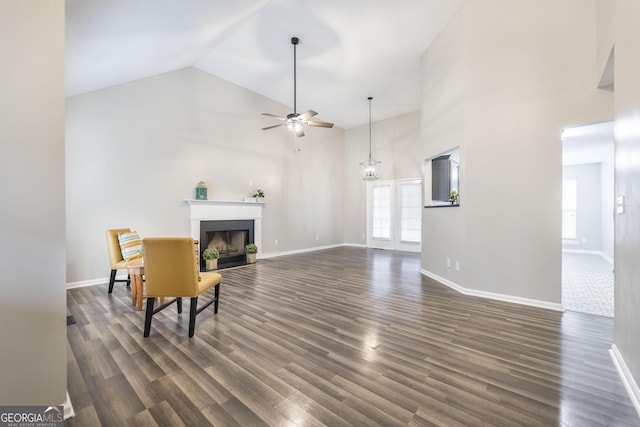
xmin=244 ymin=189 xmax=265 ymax=202
xmin=449 ymin=190 xmax=459 ymax=205
xmin=245 ymin=243 xmax=258 ymax=264
xmin=202 ymin=247 xmax=219 ymax=271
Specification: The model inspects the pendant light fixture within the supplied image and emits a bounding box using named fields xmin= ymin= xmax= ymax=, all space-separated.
xmin=360 ymin=96 xmax=381 ymax=180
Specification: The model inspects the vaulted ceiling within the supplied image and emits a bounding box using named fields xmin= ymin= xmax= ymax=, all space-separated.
xmin=65 ymin=0 xmax=462 ymax=129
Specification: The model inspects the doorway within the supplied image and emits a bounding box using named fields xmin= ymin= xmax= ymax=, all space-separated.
xmin=561 ymin=121 xmax=614 ymax=317
xmin=366 ymin=178 xmax=422 ymax=253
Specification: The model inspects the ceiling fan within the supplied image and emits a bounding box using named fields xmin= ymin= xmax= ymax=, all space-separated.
xmin=261 ymin=37 xmax=334 ymax=138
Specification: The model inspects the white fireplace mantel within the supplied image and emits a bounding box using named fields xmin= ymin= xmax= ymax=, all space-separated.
xmin=185 ymin=200 xmax=263 ymax=253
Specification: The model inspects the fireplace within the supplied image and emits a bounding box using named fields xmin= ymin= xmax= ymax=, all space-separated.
xmin=186 ymin=199 xmax=263 ymax=270
xmin=199 ymin=220 xmax=254 ymax=270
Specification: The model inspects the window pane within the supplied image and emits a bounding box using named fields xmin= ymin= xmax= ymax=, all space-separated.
xmin=372 ymin=185 xmax=391 ymax=239
xmin=400 ymin=183 xmax=421 ymax=242
xmin=562 ymin=178 xmax=577 ymax=239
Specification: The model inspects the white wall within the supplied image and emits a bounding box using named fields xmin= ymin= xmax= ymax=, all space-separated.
xmin=421 ymin=0 xmax=614 ymax=305
xmin=420 ymin=9 xmax=467 ymax=284
xmin=601 ymin=153 xmax=614 ymax=260
xmin=0 ymin=2 xmax=66 ymax=404
xmin=612 ymin=0 xmax=640 ymax=406
xmin=563 ymin=163 xmax=602 ymax=251
xmin=66 ymin=67 xmax=344 ymax=284
xmin=343 ymin=111 xmax=422 ymax=245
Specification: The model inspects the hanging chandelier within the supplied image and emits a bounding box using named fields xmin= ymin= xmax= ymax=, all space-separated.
xmin=360 ymin=96 xmax=381 ymax=180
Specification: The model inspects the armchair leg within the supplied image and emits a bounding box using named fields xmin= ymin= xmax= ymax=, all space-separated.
xmin=108 ymin=270 xmax=117 ymax=293
xmin=143 ymin=297 xmax=155 ymax=337
xmin=176 ymin=297 xmax=182 ymax=314
xmin=214 ymin=284 xmax=220 ymax=314
xmin=188 ymin=297 xmax=198 ymax=338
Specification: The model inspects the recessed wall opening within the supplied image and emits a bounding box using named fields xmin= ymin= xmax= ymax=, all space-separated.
xmin=424 ymin=147 xmax=460 ymax=207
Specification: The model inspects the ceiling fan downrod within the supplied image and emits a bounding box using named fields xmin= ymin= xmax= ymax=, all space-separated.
xmin=292 ymin=37 xmax=298 ymax=115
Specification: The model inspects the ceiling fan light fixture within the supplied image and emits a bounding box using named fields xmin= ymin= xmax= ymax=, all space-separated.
xmin=360 ymin=96 xmax=381 ymax=180
xmin=289 ymin=121 xmax=304 ymax=137
xmin=261 ymin=36 xmax=334 ymax=137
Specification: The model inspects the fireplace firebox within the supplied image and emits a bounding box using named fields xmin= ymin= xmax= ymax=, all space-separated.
xmin=199 ymin=220 xmax=254 ymax=270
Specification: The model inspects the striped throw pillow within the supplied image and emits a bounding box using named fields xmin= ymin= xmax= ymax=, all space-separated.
xmin=118 ymin=231 xmax=143 ymax=261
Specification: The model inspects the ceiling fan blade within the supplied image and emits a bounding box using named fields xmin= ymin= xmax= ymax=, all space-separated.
xmin=261 ymin=112 xmax=287 ymax=120
xmin=262 ymin=123 xmax=286 ymax=130
xmin=298 ymin=110 xmax=318 ymax=120
xmin=305 ymin=120 xmax=334 ymax=128
xmin=296 ymin=127 xmax=305 ymax=138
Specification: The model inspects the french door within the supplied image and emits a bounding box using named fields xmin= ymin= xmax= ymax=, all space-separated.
xmin=366 ymin=178 xmax=422 ymax=252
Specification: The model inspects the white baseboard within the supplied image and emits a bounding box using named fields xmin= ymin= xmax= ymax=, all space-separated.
xmin=63 ymin=390 xmax=75 ymax=420
xmin=343 ymin=243 xmax=367 ymax=248
xmin=260 ymin=243 xmax=345 ymax=259
xmin=66 ymin=277 xmax=108 ymax=289
xmin=601 ymin=253 xmax=614 ymax=265
xmin=610 ymin=344 xmax=640 ymax=419
xmin=562 ymin=249 xmax=615 ymax=266
xmin=420 ymin=269 xmax=564 ymax=312
xmin=562 ymin=248 xmax=601 ymax=255
xmin=67 ymin=245 xmax=348 ymax=288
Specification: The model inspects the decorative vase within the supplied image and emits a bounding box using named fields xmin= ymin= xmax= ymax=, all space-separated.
xmin=246 ymin=253 xmax=257 ymax=264
xmin=205 ymin=259 xmax=218 ymax=271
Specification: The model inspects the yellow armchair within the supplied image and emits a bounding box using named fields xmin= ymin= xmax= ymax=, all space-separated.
xmin=105 ymin=228 xmax=141 ymax=293
xmin=142 ymin=237 xmax=221 ymax=337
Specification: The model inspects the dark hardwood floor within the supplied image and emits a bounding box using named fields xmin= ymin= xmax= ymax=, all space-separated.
xmin=66 ymin=247 xmax=638 ymax=426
